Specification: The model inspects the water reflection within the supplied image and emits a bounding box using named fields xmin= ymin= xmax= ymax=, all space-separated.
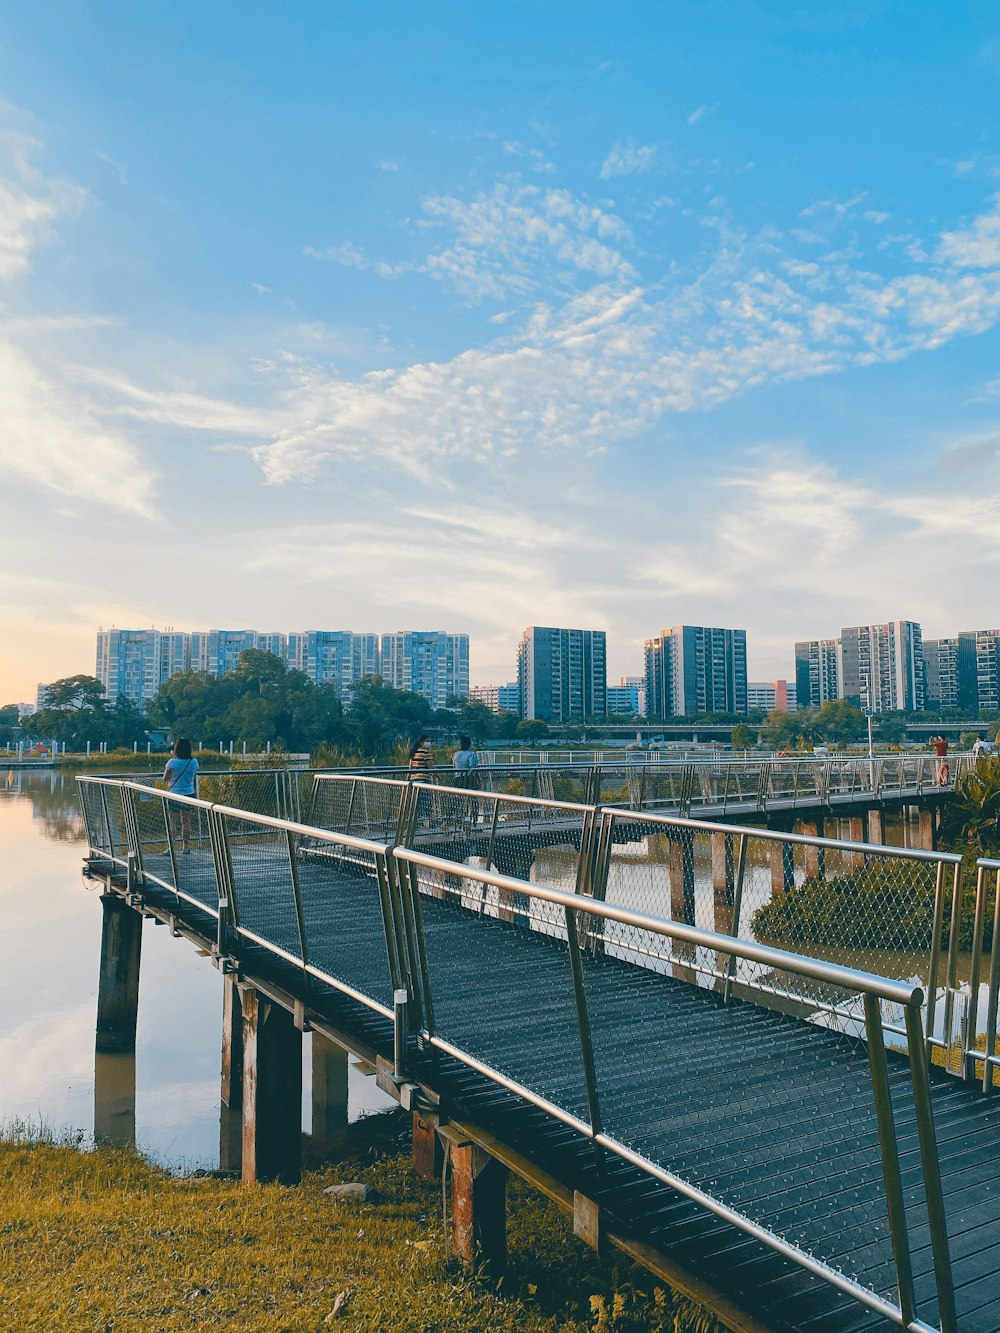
xmin=0 ymin=772 xmax=393 ymax=1169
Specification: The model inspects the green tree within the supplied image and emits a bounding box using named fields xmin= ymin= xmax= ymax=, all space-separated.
xmin=345 ymin=676 xmax=433 ymax=760
xmin=516 ymin=719 xmax=550 ymax=741
xmin=760 ymin=709 xmax=806 ymax=750
xmin=876 ymin=712 xmax=908 ymax=745
xmin=815 ymin=699 xmax=864 ymax=746
xmin=0 ymin=704 xmax=21 ymax=745
xmin=495 ymin=711 xmax=521 ymax=740
xmin=452 ymin=699 xmax=496 ymax=744
xmin=939 ymin=756 xmax=1000 ymax=852
xmin=731 ymin=722 xmax=755 ymax=751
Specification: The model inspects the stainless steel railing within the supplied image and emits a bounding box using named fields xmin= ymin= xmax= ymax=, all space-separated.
xmin=77 ymin=773 xmax=962 ymax=1331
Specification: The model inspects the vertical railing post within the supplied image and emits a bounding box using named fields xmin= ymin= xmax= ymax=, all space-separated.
xmin=926 ymin=861 xmax=946 ymax=1052
xmin=563 ymin=902 xmax=602 ymax=1141
xmin=723 ymin=833 xmax=749 ymax=1005
xmin=285 ymin=829 xmax=309 ymax=969
xmin=982 ymin=866 xmax=1000 ymax=1095
xmin=964 ymin=863 xmax=987 ymax=1084
xmin=904 ymin=1001 xmax=957 ymax=1333
xmin=942 ymin=861 xmax=964 ymax=1073
xmin=163 ymin=793 xmax=181 ymax=898
xmin=863 ymin=993 xmax=916 ymax=1327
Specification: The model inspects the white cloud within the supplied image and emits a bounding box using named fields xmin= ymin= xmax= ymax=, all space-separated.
xmin=600 ymin=140 xmax=658 ymax=179
xmin=938 ymin=196 xmax=1000 ymax=268
xmin=687 ymin=104 xmax=718 ymax=125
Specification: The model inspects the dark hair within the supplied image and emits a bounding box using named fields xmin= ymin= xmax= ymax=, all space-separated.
xmin=408 ymin=735 xmax=429 ymax=760
xmin=173 ymin=738 xmax=193 ymax=760
xmin=459 ymin=735 xmax=472 ymax=750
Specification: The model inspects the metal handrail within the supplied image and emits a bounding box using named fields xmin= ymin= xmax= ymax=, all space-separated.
xmin=394 ymin=845 xmax=954 ymax=1333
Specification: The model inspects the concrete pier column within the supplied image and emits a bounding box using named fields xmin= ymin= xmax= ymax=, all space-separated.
xmin=800 ymin=820 xmax=825 ymax=882
xmin=711 ymin=832 xmax=735 ymax=935
xmin=311 ymin=1033 xmax=349 ymax=1152
xmin=440 ymin=1126 xmax=507 ymax=1272
xmin=847 ymin=815 xmax=866 ymax=867
xmin=221 ymin=972 xmax=243 ymax=1110
xmin=239 ymin=985 xmax=302 ymax=1185
xmin=96 ymin=895 xmax=143 ymax=1054
xmin=919 ymin=807 xmax=937 ymax=852
xmin=768 ymin=822 xmax=795 ymax=896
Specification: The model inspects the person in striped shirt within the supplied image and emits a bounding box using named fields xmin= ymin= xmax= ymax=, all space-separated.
xmin=407 ymin=734 xmax=434 ymax=779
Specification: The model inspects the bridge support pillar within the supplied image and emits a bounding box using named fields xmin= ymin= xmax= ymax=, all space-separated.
xmin=439 ymin=1126 xmax=507 ymax=1272
xmin=311 ymin=1033 xmax=349 ymax=1152
xmin=669 ymin=833 xmax=696 ymax=922
xmin=768 ymin=822 xmax=795 ymax=897
xmin=866 ymin=808 xmax=885 ymax=846
xmin=221 ymin=972 xmax=243 ymax=1109
xmin=919 ymin=807 xmax=937 ymax=851
xmin=412 ymin=1109 xmax=443 ymax=1180
xmin=711 ymin=832 xmax=735 ymax=934
xmin=847 ymin=815 xmax=866 ymax=866
xmin=96 ymin=895 xmax=143 ymax=1054
xmin=800 ymin=820 xmax=825 ymax=881
xmin=239 ymin=985 xmax=302 ymax=1185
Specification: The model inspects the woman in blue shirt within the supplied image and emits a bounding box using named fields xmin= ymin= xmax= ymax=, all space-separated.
xmin=163 ymin=738 xmax=199 ymax=851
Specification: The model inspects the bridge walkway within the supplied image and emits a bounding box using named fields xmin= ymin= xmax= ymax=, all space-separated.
xmin=124 ymin=837 xmax=1000 ymax=1332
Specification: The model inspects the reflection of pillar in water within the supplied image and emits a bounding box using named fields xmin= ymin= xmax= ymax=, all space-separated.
xmin=311 ymin=1033 xmax=349 ymax=1153
xmin=219 ymin=1101 xmax=242 ymax=1173
xmin=94 ymin=1052 xmax=136 ymax=1147
xmin=847 ymin=815 xmax=866 ymax=867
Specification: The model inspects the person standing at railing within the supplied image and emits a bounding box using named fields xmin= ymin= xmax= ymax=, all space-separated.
xmin=407 ymin=734 xmax=434 ymax=780
xmin=452 ymin=735 xmax=478 ymax=789
xmin=163 ymin=738 xmax=199 ymax=851
xmin=931 ymin=734 xmax=950 ymax=786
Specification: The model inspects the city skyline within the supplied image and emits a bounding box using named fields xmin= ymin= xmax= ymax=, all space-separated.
xmin=3 ymin=6 xmax=1000 ymax=700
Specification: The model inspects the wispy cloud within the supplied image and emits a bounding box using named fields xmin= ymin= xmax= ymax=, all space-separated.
xmin=938 ymin=195 xmax=1000 ymax=268
xmin=600 ymin=140 xmax=658 ymax=179
xmin=686 ymin=104 xmax=718 ymax=125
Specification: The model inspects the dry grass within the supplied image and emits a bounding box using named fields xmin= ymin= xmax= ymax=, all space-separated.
xmin=0 ymin=1132 xmax=721 ymax=1333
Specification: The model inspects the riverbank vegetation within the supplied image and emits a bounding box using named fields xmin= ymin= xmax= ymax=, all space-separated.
xmin=0 ymin=1126 xmax=719 ymax=1333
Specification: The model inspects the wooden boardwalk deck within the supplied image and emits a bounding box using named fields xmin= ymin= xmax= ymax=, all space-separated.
xmin=99 ymin=841 xmax=1000 ymax=1333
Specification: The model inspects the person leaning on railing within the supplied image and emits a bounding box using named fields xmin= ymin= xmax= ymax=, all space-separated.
xmin=407 ymin=734 xmax=434 ymax=781
xmin=163 ymin=737 xmax=199 ymax=851
xmin=452 ymin=734 xmax=478 ymax=789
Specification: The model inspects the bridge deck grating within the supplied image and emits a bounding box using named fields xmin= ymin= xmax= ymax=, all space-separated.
xmin=127 ymin=845 xmax=1000 ymax=1332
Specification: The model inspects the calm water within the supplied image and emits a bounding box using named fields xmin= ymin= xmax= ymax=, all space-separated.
xmin=0 ymin=771 xmax=392 ymax=1168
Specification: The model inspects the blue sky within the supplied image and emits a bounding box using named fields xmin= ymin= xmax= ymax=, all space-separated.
xmin=2 ymin=1 xmax=1000 ymax=699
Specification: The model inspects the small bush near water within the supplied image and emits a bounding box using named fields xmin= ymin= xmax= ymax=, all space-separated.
xmin=751 ymin=857 xmax=988 ymax=954
xmin=0 ymin=1127 xmax=721 ymax=1332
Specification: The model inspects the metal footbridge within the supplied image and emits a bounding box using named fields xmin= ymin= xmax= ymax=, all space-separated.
xmin=77 ymin=766 xmax=1000 ymax=1333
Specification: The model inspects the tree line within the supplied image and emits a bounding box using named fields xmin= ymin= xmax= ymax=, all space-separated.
xmin=5 ymin=651 xmax=522 ymax=761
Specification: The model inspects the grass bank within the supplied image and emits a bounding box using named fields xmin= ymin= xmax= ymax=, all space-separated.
xmin=0 ymin=1130 xmax=721 ymax=1333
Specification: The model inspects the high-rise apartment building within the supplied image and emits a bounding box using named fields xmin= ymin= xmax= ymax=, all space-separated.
xmin=748 ymin=680 xmax=795 ymax=713
xmin=839 ymin=621 xmax=924 ymax=712
xmin=644 ymin=626 xmax=748 ymax=718
xmin=96 ymin=629 xmax=165 ymax=709
xmin=794 ymin=640 xmax=841 ymax=710
xmin=305 ymin=632 xmax=379 ymax=700
xmin=470 ymin=683 xmax=521 ymax=715
xmin=517 ymin=627 xmax=607 ymax=722
xmin=606 ymin=676 xmax=647 ymax=715
xmin=922 ymin=637 xmax=978 ymax=712
xmin=380 ymin=632 xmax=470 ymax=710
xmin=973 ymin=630 xmax=1000 ymax=713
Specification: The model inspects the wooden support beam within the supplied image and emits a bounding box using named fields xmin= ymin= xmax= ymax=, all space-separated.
xmin=800 ymin=820 xmax=825 ymax=882
xmin=573 ymin=1190 xmax=603 ymax=1253
xmin=412 ymin=1109 xmax=443 ymax=1180
xmin=439 ymin=1125 xmax=507 ymax=1271
xmin=240 ymin=985 xmax=302 ymax=1186
xmin=221 ymin=972 xmax=243 ymax=1110
xmin=96 ymin=894 xmax=142 ymax=1054
xmin=866 ymin=807 xmax=885 ymax=846
xmin=919 ymin=807 xmax=937 ymax=851
xmin=311 ymin=1033 xmax=349 ymax=1151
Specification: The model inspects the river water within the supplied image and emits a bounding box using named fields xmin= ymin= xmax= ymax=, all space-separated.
xmin=0 ymin=771 xmax=392 ymax=1168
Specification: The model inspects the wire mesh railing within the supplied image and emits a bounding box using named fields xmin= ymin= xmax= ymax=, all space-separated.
xmin=394 ymin=847 xmax=956 ymax=1333
xmin=596 ymin=809 xmax=965 ymax=1053
xmin=77 ymin=773 xmax=968 ymax=1331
